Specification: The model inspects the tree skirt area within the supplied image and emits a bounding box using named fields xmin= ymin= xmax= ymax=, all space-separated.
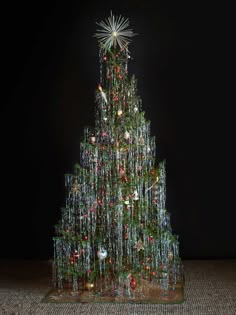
xmin=42 ymin=279 xmax=184 ymax=304
xmin=0 ymin=259 xmax=236 ymax=314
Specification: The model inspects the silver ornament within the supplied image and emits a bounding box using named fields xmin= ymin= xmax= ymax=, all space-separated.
xmin=133 ymin=190 xmax=139 ymax=200
xmin=97 ymin=248 xmax=108 ymax=260
xmin=124 ymin=131 xmax=130 ymax=139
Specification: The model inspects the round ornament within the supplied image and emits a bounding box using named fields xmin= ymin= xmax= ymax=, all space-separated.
xmin=130 ymin=277 xmax=137 ymax=289
xmin=97 ymin=248 xmax=108 ymax=260
xmin=117 ymin=109 xmax=123 ymax=116
xmin=124 ymin=131 xmax=130 ymax=139
xmin=90 ymin=136 xmax=96 ymax=144
xmin=168 ymin=251 xmax=174 ymax=260
xmin=133 ymin=190 xmax=139 ymax=200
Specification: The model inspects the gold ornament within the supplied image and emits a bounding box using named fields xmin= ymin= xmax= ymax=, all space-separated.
xmin=71 ymin=179 xmax=80 ymax=194
xmin=138 ymin=136 xmax=144 ymax=145
xmin=134 ymin=238 xmax=144 ymax=251
xmin=117 ymin=109 xmax=123 ymax=116
xmin=168 ymin=251 xmax=174 ymax=260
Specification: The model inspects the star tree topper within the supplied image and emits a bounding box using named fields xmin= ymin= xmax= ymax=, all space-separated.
xmin=94 ymin=11 xmax=137 ymax=52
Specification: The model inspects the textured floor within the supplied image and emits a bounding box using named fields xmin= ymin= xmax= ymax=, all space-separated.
xmin=0 ymin=259 xmax=236 ymax=314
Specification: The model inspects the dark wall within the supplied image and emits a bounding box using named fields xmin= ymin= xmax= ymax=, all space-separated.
xmin=1 ymin=2 xmax=234 ymax=260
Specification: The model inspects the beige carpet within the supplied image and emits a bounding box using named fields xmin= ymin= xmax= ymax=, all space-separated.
xmin=0 ymin=259 xmax=236 ymax=314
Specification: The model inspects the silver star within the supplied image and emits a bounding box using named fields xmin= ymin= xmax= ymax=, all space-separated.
xmin=94 ymin=11 xmax=137 ymax=52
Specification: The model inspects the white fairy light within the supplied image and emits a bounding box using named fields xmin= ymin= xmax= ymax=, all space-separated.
xmin=94 ymin=11 xmax=137 ymax=51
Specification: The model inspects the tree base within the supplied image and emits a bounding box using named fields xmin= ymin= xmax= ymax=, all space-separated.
xmin=42 ymin=280 xmax=184 ymax=304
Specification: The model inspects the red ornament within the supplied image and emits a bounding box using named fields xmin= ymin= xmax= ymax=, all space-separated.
xmin=119 ymin=167 xmax=125 ymax=175
xmin=130 ymin=277 xmax=137 ymax=289
xmin=84 ymin=235 xmax=88 ymax=241
xmin=103 ymin=56 xmax=107 ymax=61
xmin=73 ymin=251 xmax=79 ymax=259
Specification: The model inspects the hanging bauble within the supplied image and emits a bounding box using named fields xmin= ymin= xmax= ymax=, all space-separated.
xmin=130 ymin=277 xmax=137 ymax=289
xmin=103 ymin=117 xmax=108 ymax=121
xmin=133 ymin=190 xmax=139 ymax=200
xmin=97 ymin=248 xmax=108 ymax=260
xmin=90 ymin=136 xmax=96 ymax=144
xmin=148 ymin=235 xmax=154 ymax=242
xmin=117 ymin=109 xmax=123 ymax=116
xmin=124 ymin=131 xmax=130 ymax=139
xmin=168 ymin=251 xmax=174 ymax=260
xmin=124 ymin=199 xmax=129 ymax=205
xmin=134 ymin=106 xmax=138 ymax=112
xmin=119 ymin=166 xmax=125 ymax=175
xmin=73 ymin=250 xmax=79 ymax=259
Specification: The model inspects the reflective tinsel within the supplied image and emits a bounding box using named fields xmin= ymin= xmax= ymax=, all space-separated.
xmin=53 ymin=41 xmax=183 ymax=299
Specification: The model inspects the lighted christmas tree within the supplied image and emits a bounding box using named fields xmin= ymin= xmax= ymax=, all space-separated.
xmin=52 ymin=12 xmax=184 ymax=303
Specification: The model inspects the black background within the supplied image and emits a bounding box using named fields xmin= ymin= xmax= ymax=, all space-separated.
xmin=1 ymin=1 xmax=234 ymax=260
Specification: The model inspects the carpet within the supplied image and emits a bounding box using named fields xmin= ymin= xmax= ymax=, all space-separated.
xmin=0 ymin=259 xmax=236 ymax=314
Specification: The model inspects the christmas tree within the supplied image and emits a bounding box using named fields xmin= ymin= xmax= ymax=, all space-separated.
xmin=52 ymin=12 xmax=184 ymax=303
